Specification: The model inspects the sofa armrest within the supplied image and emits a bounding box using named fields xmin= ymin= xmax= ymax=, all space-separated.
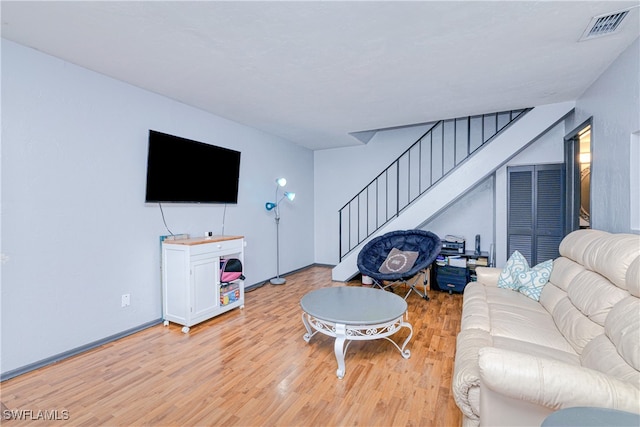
xmin=475 ymin=267 xmax=501 ymax=286
xmin=478 ymin=347 xmax=640 ymax=414
xmin=452 ymin=329 xmax=493 ymax=421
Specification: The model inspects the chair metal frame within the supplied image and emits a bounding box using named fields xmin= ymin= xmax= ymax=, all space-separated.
xmin=372 ymin=268 xmax=431 ymax=300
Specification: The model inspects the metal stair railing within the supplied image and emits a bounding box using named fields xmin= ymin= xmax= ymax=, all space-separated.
xmin=339 ymin=108 xmax=531 ymax=261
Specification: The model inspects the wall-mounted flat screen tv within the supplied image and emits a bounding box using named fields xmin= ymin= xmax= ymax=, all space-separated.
xmin=145 ymin=130 xmax=241 ymax=204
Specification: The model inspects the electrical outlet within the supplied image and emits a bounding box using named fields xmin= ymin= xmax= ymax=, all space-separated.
xmin=121 ymin=294 xmax=130 ymax=307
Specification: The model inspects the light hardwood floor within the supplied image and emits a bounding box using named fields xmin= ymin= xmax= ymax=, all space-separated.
xmin=1 ymin=266 xmax=463 ymax=426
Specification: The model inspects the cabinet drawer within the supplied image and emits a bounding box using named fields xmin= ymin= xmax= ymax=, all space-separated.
xmin=436 ymin=279 xmax=467 ymax=293
xmin=436 ymin=273 xmax=467 ymax=284
xmin=190 ymin=238 xmax=243 ymax=256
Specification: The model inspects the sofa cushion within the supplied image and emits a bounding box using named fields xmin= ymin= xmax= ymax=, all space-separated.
xmin=482 ymin=287 xmax=576 ymax=354
xmin=558 ymin=229 xmax=609 ymax=265
xmin=492 ymin=336 xmax=580 ymax=365
xmin=547 ymin=257 xmax=585 ymax=292
xmin=552 ymin=297 xmax=603 ymax=354
xmin=490 ymin=303 xmax=576 ymax=353
xmin=539 ymin=282 xmax=567 ymax=316
xmin=605 ymin=296 xmax=640 ymax=372
xmin=627 ymin=257 xmax=640 ymax=298
xmin=583 ymin=234 xmax=640 ymax=290
xmin=581 ymin=334 xmax=640 ymax=384
xmin=568 ymin=270 xmax=628 ymax=326
xmin=548 ymin=268 xmax=630 ymax=355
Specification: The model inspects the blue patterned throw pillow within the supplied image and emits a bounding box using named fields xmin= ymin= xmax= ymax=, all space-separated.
xmin=497 ymin=250 xmax=553 ymax=301
xmin=516 ymin=259 xmax=553 ymax=301
xmin=497 ymin=250 xmax=529 ymax=290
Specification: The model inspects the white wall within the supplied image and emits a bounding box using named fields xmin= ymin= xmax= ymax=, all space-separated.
xmin=0 ymin=39 xmax=314 ymax=376
xmin=572 ymin=37 xmax=640 ymax=234
xmin=314 ymin=124 xmax=430 ymax=265
xmin=419 ymin=177 xmax=494 ymax=254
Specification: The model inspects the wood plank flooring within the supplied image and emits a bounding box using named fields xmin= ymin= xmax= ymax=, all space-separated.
xmin=1 ymin=266 xmax=463 ymax=426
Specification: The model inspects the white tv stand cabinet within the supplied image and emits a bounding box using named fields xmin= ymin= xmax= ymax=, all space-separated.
xmin=162 ymin=235 xmax=245 ymax=333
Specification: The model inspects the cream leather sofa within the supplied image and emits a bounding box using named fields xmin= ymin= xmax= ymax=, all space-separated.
xmin=452 ymin=229 xmax=640 ymax=427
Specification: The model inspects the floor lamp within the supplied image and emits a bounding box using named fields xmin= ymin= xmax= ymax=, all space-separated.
xmin=265 ymin=178 xmax=295 ymax=285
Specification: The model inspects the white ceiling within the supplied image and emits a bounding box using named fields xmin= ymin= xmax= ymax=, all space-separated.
xmin=2 ymin=1 xmax=639 ymax=150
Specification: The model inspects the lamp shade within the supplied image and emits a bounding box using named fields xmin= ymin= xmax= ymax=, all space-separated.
xmin=285 ymin=192 xmax=295 ymax=201
xmin=265 ymin=202 xmax=277 ymax=211
xmin=276 ymin=178 xmax=287 ymax=187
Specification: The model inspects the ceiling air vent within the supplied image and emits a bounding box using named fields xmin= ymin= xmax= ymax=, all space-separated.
xmin=580 ymin=9 xmax=630 ymax=41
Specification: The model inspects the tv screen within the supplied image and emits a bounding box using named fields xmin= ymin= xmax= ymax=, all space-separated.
xmin=145 ymin=130 xmax=241 ymax=203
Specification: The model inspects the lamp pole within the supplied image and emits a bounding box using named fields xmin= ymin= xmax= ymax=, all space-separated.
xmin=271 ymin=211 xmax=285 ymax=285
xmin=266 ymin=178 xmax=294 ymax=286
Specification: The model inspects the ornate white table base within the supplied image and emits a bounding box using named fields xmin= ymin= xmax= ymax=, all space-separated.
xmin=302 ymin=312 xmax=413 ymax=379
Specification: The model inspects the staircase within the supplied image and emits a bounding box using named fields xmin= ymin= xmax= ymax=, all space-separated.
xmin=332 ymin=101 xmax=575 ymax=282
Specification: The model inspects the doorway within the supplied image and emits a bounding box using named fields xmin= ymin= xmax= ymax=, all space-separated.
xmin=564 ymin=119 xmax=592 ymax=232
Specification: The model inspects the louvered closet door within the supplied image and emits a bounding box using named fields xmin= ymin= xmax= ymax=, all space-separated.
xmin=535 ymin=165 xmax=565 ymax=262
xmin=508 ymin=167 xmax=534 ymax=263
xmin=507 ymin=164 xmax=565 ymax=266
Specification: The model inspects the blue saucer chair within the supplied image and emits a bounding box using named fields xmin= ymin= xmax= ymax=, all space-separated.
xmin=357 ymin=229 xmax=442 ymax=300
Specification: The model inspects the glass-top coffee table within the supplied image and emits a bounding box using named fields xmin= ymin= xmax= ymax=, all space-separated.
xmin=300 ymin=287 xmax=413 ymax=379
